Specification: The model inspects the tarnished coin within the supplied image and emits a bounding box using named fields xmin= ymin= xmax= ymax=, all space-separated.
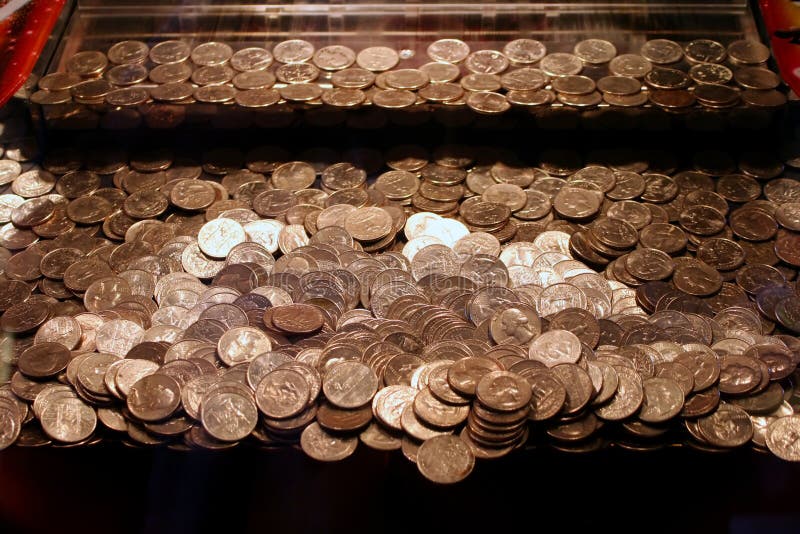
xmin=685 ymin=39 xmax=726 ymax=64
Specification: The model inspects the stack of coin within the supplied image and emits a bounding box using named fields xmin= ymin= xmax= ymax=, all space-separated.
xmin=31 ymin=36 xmax=787 ymax=119
xmin=463 ymin=370 xmax=532 ymax=456
xmin=4 ymin=133 xmax=800 ymax=481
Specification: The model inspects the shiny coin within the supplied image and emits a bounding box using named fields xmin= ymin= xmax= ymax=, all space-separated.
xmin=573 ymin=39 xmax=617 ymax=64
xmin=427 ymin=39 xmax=470 ymax=63
xmin=198 ymin=218 xmax=247 ymax=258
xmin=323 ymin=361 xmax=379 ymax=409
xmin=475 ymin=371 xmax=532 ymax=412
xmin=300 ymin=422 xmax=358 ymax=461
xmin=416 ymin=435 xmax=474 ymax=484
xmin=356 ymin=46 xmax=399 ymax=71
xmin=503 ymin=39 xmax=547 ymax=65
xmin=540 ymin=53 xmax=583 ymax=76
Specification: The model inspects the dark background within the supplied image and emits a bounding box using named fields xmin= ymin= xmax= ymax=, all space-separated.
xmin=2 ymin=444 xmax=800 ymax=534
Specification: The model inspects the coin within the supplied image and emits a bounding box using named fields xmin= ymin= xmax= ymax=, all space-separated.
xmin=640 ymin=39 xmax=683 ymax=64
xmin=609 ymin=54 xmax=652 ymax=78
xmin=735 ymin=66 xmax=781 ymax=90
xmin=766 ymin=415 xmax=800 ymax=461
xmin=198 ymin=218 xmax=246 ymax=258
xmin=595 ymin=367 xmax=644 ymax=421
xmin=540 ymin=53 xmax=583 ymax=76
xmin=217 ymin=326 xmax=272 ymax=366
xmin=108 ymin=40 xmax=149 ymax=65
xmin=639 ymin=377 xmax=684 ymax=423
xmin=689 ymin=63 xmax=733 ymax=85
xmin=271 ymin=304 xmax=325 ymax=334
xmin=685 ymin=39 xmax=726 ymax=64
xmin=697 ymin=404 xmax=753 ymax=447
xmin=344 ymin=207 xmax=393 ymax=242
xmin=191 ymin=42 xmax=233 ymax=66
xmin=427 ymin=39 xmax=470 ymax=63
xmin=150 ymin=40 xmax=191 ymax=64
xmin=126 ymin=374 xmax=181 ymax=422
xmin=467 ymin=91 xmax=510 ymax=114
xmin=18 ymin=342 xmax=71 ymax=378
xmin=202 ymin=390 xmax=258 ymax=441
xmin=475 ymin=371 xmax=532 ymax=412
xmin=727 ymin=40 xmax=770 ymax=65
xmin=465 ymin=50 xmax=509 ymax=75
xmin=231 ymin=47 xmax=273 ymax=72
xmin=301 ymin=422 xmax=358 ymax=461
xmin=528 ymin=329 xmax=581 ymax=367
xmin=255 ymin=369 xmax=310 ymax=419
xmin=416 ymin=435 xmax=474 ymax=484
xmin=356 ymin=46 xmax=399 ymax=72
xmin=312 ymin=45 xmax=356 ymax=71
xmin=574 ymin=39 xmax=617 ymax=64
xmin=41 ymin=396 xmax=96 ymax=443
xmin=372 ymin=385 xmax=417 ymax=430
xmin=323 ymin=361 xmax=379 ymax=409
xmin=489 ymin=305 xmax=541 ymax=345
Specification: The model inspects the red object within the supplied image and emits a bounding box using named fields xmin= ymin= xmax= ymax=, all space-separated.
xmin=0 ymin=0 xmax=67 ymax=107
xmin=759 ymin=0 xmax=800 ymax=96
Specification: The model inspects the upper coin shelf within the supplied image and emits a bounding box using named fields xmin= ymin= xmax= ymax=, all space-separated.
xmin=27 ymin=0 xmax=791 ymax=131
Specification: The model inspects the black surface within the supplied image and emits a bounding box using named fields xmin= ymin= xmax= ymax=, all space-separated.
xmin=2 ymin=444 xmax=800 ymax=534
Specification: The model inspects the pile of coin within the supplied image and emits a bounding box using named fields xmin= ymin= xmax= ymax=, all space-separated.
xmin=31 ymin=36 xmax=787 ymax=117
xmin=3 ymin=137 xmax=800 ymax=483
